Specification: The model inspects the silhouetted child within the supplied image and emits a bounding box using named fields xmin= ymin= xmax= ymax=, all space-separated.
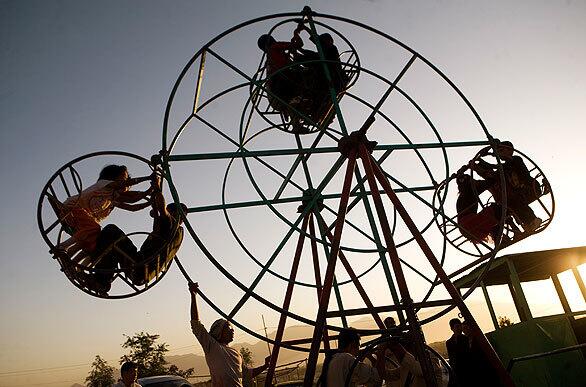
xmin=88 ymin=174 xmax=187 ymax=294
xmin=471 ymin=141 xmax=543 ymax=233
xmin=456 ymin=173 xmax=501 ymax=244
xmin=257 ymin=27 xmax=304 ymax=114
xmin=54 ymin=165 xmax=153 ymax=259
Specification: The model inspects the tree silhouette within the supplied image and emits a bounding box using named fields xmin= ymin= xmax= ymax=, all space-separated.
xmin=85 ymin=355 xmax=115 ymax=387
xmin=240 ymin=347 xmax=254 ymax=367
xmin=120 ymin=332 xmax=194 ymax=378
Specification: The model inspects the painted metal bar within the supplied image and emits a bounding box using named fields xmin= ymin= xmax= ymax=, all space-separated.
xmin=168 ymin=140 xmax=490 ymax=162
xmin=361 ymin=53 xmax=417 ymax=129
xmin=481 ymin=281 xmax=499 ymax=330
xmin=325 ymin=299 xmax=455 ymax=318
xmin=296 ymin=135 xmax=314 ymax=190
xmin=327 ymin=149 xmax=394 ymax=232
xmin=192 ymin=50 xmax=207 ymax=114
xmin=507 ymin=282 xmax=528 ymax=322
xmin=265 ymin=214 xmax=310 ymax=385
xmin=551 ymin=274 xmax=573 ymax=317
xmin=507 ymin=343 xmax=586 ymax=372
xmin=351 ymin=164 xmax=405 ymax=324
xmin=305 ymin=10 xmax=349 ymax=136
xmin=193 ymin=114 xmax=305 ymax=193
xmin=316 ymin=214 xmax=385 ymax=328
xmin=58 ymin=173 xmax=71 ymax=198
xmin=572 ymin=268 xmax=586 ymax=302
xmin=45 ymin=218 xmax=62 ymax=235
xmin=358 ymin=143 xmax=439 ymax=387
xmin=368 ymin=148 xmax=513 ymax=387
xmin=303 ymin=151 xmax=356 ymax=385
xmin=228 ymin=155 xmax=346 ymax=318
xmin=506 ymin=258 xmax=533 ymax=321
xmin=187 ymin=184 xmax=434 ymax=213
xmin=313 ymin=203 xmax=348 ymax=328
xmin=273 ymin=127 xmax=328 ymax=201
xmin=308 ymin=214 xmax=330 ymax=350
xmin=68 ymin=167 xmax=82 ymax=194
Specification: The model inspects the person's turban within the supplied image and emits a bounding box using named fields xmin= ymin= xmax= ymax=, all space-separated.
xmin=210 ymin=318 xmax=228 ymax=340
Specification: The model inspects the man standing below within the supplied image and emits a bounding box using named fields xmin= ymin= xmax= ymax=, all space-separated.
xmin=112 ymin=361 xmax=140 ymax=387
xmin=188 ymin=283 xmax=269 ymax=386
xmin=325 ymin=327 xmax=384 ymax=387
xmin=446 ymin=318 xmax=470 ymax=387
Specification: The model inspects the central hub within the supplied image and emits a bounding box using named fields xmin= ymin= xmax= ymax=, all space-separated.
xmin=337 ymin=129 xmax=378 ymax=158
xmin=297 ymin=188 xmax=324 ymax=213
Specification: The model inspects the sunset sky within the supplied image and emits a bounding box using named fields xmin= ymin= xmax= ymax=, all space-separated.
xmin=1 ymin=1 xmax=585 ymax=386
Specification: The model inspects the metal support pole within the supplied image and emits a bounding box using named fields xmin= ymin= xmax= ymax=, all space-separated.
xmin=368 ymin=149 xmax=514 ymax=387
xmin=481 ymin=282 xmax=499 ymax=330
xmin=358 ymin=143 xmax=438 ymax=387
xmin=265 ymin=215 xmax=310 ymax=385
xmin=303 ymin=151 xmax=357 ymax=386
xmin=572 ymin=268 xmax=586 ymax=302
xmin=506 ymin=259 xmax=532 ymax=321
xmin=308 ymin=215 xmax=330 ymax=350
xmin=315 ymin=214 xmax=385 ymax=329
xmin=551 ymin=274 xmax=573 ymax=318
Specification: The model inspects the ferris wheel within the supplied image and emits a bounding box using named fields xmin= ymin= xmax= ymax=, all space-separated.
xmin=37 ymin=7 xmax=555 ymax=387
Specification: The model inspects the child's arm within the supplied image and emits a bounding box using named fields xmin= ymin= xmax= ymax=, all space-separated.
xmin=116 ymin=201 xmax=152 ymax=212
xmin=107 ymin=174 xmax=153 ymax=191
xmin=189 ymin=282 xmax=200 ymax=322
xmin=116 ymin=187 xmax=153 ymax=203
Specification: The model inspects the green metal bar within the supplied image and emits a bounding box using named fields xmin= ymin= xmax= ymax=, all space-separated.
xmin=194 ymin=113 xmax=306 ymax=193
xmin=273 ymin=128 xmax=330 ymax=200
xmin=314 ymin=211 xmax=347 ymax=328
xmin=169 ymin=140 xmax=490 ymax=162
xmin=352 ymin=163 xmax=405 ymax=324
xmin=305 ymin=11 xmax=349 ymax=136
xmin=572 ymin=268 xmax=586 ymax=302
xmin=551 ymin=274 xmax=573 ymax=317
xmin=507 ymin=343 xmax=586 ymax=372
xmin=506 ymin=258 xmax=533 ymax=321
xmin=187 ymin=184 xmax=435 ymax=214
xmin=481 ymin=281 xmax=499 ymax=330
xmin=325 ymin=299 xmax=455 ymax=318
xmin=359 ymin=53 xmax=417 ymax=133
xmin=192 ymin=50 xmax=206 ymax=114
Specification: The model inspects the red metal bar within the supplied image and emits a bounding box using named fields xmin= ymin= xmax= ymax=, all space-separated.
xmin=369 ymin=151 xmax=515 ymax=387
xmin=358 ymin=144 xmax=438 ymax=387
xmin=265 ymin=214 xmax=310 ymax=385
xmin=315 ymin=214 xmax=385 ymax=329
xmin=308 ymin=215 xmax=330 ymax=350
xmin=303 ymin=151 xmax=357 ymax=386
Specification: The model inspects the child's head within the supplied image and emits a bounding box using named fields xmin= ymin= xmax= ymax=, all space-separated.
xmin=310 ymin=33 xmax=334 ymax=47
xmin=337 ymin=327 xmax=361 ymax=354
xmin=257 ymin=34 xmax=276 ymax=52
xmin=449 ymin=318 xmax=463 ymax=334
xmin=167 ymin=203 xmax=187 ymax=225
xmin=456 ymin=174 xmax=473 ymax=193
xmin=99 ymin=165 xmax=128 ymax=181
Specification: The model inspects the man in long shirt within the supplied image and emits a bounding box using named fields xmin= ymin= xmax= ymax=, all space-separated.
xmin=326 ymin=327 xmax=384 ymax=387
xmin=188 ymin=283 xmax=269 ymax=386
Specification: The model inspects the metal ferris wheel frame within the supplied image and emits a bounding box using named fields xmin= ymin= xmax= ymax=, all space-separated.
xmin=159 ymin=6 xmax=518 ymax=387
